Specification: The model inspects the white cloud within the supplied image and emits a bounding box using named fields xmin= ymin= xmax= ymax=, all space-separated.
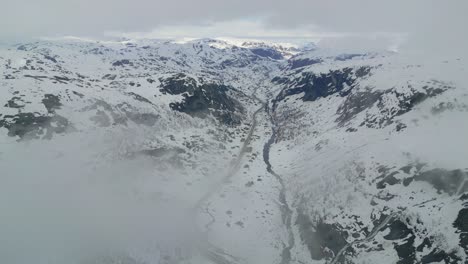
xmin=1 ymin=0 xmax=466 ymax=55
xmin=105 ymin=19 xmax=329 ymax=40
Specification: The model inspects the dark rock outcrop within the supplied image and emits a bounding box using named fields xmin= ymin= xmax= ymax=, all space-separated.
xmin=159 ymin=74 xmax=197 ymax=95
xmin=288 ymin=58 xmax=323 ymax=69
xmin=112 ymin=59 xmax=133 ymax=67
xmin=0 ymin=112 xmax=69 ymax=139
xmin=296 ymin=210 xmax=350 ymax=261
xmin=42 ymin=94 xmax=62 ymax=113
xmin=170 ymin=84 xmax=243 ymax=125
xmin=160 ymin=74 xmax=243 ymax=125
xmin=274 ymin=66 xmax=371 ymax=103
xmin=250 ymin=48 xmax=283 ymax=60
xmin=336 ymin=82 xmax=451 ymax=128
xmin=403 ymin=169 xmax=468 ymax=195
xmin=453 ymin=207 xmax=468 ymax=254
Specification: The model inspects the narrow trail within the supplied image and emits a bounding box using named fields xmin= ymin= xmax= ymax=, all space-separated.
xmin=263 ymin=102 xmax=295 ymax=264
xmin=194 ymin=99 xmax=266 ymax=211
xmin=192 ymin=90 xmax=267 ymax=264
xmin=329 ymin=213 xmax=397 ymax=264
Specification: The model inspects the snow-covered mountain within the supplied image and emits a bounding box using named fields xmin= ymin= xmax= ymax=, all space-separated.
xmin=0 ymin=38 xmax=466 ymax=264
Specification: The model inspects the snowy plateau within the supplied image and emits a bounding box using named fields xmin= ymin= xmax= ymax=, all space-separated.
xmin=0 ymin=37 xmax=467 ymax=264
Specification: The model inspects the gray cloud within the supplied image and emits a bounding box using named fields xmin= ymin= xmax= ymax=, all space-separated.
xmin=1 ymin=0 xmax=467 ymax=54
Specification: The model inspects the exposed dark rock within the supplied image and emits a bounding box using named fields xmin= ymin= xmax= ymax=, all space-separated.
xmin=126 ymin=92 xmax=153 ymax=105
xmin=453 ymin=208 xmax=468 ymax=253
xmin=336 ymin=88 xmax=383 ymax=126
xmin=42 ymin=94 xmax=62 ymax=113
xmin=384 ymin=219 xmax=416 ymax=264
xmin=288 ymin=58 xmax=323 ymax=69
xmin=53 ymin=76 xmax=70 ymax=82
xmin=379 ymin=218 xmax=464 ymax=264
xmin=24 ymin=75 xmax=48 ymax=81
xmin=361 ymin=85 xmax=449 ymax=128
xmin=0 ymin=112 xmax=69 ymax=139
xmin=416 ymin=237 xmax=432 ymax=252
xmin=43 ymin=55 xmax=57 ymax=63
xmin=72 ymin=91 xmax=85 ymax=98
xmin=102 ymin=74 xmax=117 ymax=80
xmin=384 ymin=220 xmax=413 ymax=240
xmin=86 ymin=48 xmax=104 ymax=55
xmin=76 ymin=73 xmax=86 ymax=79
xmin=139 ymin=147 xmax=185 ymax=158
xmin=275 ymin=66 xmax=371 ymax=103
xmin=250 ymin=48 xmax=283 ymax=60
xmin=112 ymin=59 xmax=133 ymax=67
xmin=17 ymin=45 xmax=27 ymax=51
xmin=221 ymin=57 xmax=253 ymax=68
xmin=374 ymin=163 xmax=467 ymax=197
xmin=376 ymin=171 xmax=401 ymax=189
xmin=420 ymin=249 xmax=462 ymax=264
xmin=355 ymin=66 xmax=372 ymax=78
xmin=4 ymin=97 xmax=25 ymax=108
xmin=376 ymin=192 xmax=397 ymax=201
xmin=335 ymin=82 xmax=451 ymax=128
xmin=405 ymin=169 xmax=468 ymax=195
xmin=295 ymin=210 xmax=350 ymax=261
xmin=159 ymin=74 xmax=197 ymax=95
xmin=395 ymin=122 xmax=407 ymax=132
xmin=271 ymin=76 xmax=289 ymax=85
xmin=335 ymin=54 xmax=363 ymax=61
xmin=169 ymin=83 xmax=243 ymax=126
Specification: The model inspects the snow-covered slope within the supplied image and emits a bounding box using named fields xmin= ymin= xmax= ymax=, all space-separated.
xmin=270 ymin=50 xmax=468 ymax=264
xmin=0 ymin=38 xmax=466 ymax=264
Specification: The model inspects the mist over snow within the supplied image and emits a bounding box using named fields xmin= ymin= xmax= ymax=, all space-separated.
xmin=0 ymin=129 xmax=205 ymax=263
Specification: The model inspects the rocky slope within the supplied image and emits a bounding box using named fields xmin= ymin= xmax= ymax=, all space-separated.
xmin=0 ymin=38 xmax=466 ymax=264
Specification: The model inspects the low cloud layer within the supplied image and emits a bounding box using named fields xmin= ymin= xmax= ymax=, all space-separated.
xmin=1 ymin=0 xmax=465 ymax=40
xmin=0 ymin=130 xmax=204 ymax=263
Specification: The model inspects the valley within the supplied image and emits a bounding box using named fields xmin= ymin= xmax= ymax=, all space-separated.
xmin=0 ymin=38 xmax=467 ymax=264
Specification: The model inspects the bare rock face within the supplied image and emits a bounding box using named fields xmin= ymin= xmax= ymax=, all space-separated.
xmin=273 ymin=66 xmax=371 ymax=103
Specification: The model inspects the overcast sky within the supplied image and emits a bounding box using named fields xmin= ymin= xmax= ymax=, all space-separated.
xmin=2 ymin=0 xmax=467 ymax=53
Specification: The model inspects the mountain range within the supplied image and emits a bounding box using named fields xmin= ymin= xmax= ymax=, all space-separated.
xmin=0 ymin=37 xmax=467 ymax=264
